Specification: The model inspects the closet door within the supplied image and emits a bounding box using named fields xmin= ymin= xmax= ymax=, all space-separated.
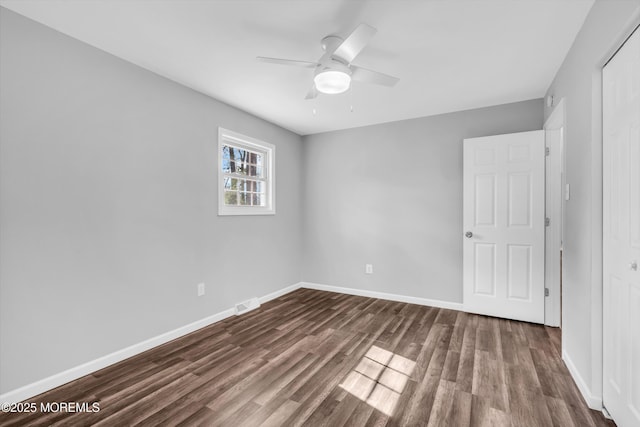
xmin=603 ymin=26 xmax=640 ymax=427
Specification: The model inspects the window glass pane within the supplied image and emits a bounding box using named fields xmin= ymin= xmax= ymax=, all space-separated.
xmin=224 ymin=178 xmax=241 ymax=190
xmin=252 ymin=193 xmax=263 ymax=206
xmin=223 ymin=144 xmax=263 ymax=177
xmin=234 ymin=161 xmax=249 ymax=176
xmin=232 ymin=179 xmax=265 ymax=191
xmin=254 ymin=154 xmax=263 ymax=177
xmin=239 ymin=192 xmax=250 ymax=205
xmin=234 ymin=160 xmax=248 ymax=175
xmin=236 ymin=162 xmax=246 ymax=175
xmin=232 ymin=147 xmax=245 ymax=162
xmin=222 ymin=146 xmax=231 ymax=173
xmin=224 ymin=191 xmax=237 ymax=205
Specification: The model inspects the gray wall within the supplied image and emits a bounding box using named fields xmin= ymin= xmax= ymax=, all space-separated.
xmin=543 ymin=0 xmax=640 ymax=403
xmin=302 ymin=99 xmax=543 ymax=302
xmin=0 ymin=8 xmax=302 ymax=394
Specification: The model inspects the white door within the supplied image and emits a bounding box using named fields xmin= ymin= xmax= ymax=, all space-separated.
xmin=603 ymin=26 xmax=640 ymax=427
xmin=463 ymin=130 xmax=545 ymax=323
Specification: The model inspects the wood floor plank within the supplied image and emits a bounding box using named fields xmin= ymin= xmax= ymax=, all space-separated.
xmin=441 ymin=350 xmax=461 ymax=382
xmin=545 ymin=395 xmax=577 ymax=427
xmin=469 ymin=395 xmax=512 ymax=427
xmin=446 ymin=389 xmax=473 ymax=427
xmin=252 ymin=352 xmax=318 ymax=406
xmin=133 ymin=394 xmax=207 ymax=426
xmin=257 ymin=400 xmax=300 ymax=427
xmin=398 ymin=324 xmax=453 ymax=426
xmin=471 ymin=350 xmax=509 ymax=412
xmin=507 ymin=389 xmax=554 ymax=427
xmin=455 ymin=316 xmax=477 ymax=393
xmin=0 ymin=289 xmax=615 ymax=427
xmin=426 ymin=379 xmax=457 ymax=427
xmin=91 ymin=373 xmax=206 ymax=426
xmin=318 ymin=393 xmax=364 ymax=427
xmin=204 ymin=350 xmax=309 ymax=425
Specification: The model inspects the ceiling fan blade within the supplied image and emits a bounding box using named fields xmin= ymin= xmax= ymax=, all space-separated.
xmin=333 ymin=23 xmax=377 ymax=64
xmin=351 ymin=66 xmax=399 ymax=87
xmin=317 ymin=51 xmax=333 ymax=68
xmin=305 ymin=85 xmax=318 ymax=100
xmin=256 ymin=56 xmax=318 ymax=68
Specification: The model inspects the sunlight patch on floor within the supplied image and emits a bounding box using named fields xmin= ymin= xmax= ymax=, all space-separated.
xmin=339 ymin=345 xmax=416 ymax=416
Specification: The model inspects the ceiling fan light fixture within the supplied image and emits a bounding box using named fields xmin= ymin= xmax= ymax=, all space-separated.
xmin=314 ymin=70 xmax=351 ymax=94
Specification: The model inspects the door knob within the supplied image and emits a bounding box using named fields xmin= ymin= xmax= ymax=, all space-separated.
xmin=465 ymin=231 xmax=473 ymax=238
xmin=631 ymin=261 xmax=638 ymax=271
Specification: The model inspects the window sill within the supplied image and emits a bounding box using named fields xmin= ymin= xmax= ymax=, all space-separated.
xmin=218 ymin=207 xmax=276 ymax=216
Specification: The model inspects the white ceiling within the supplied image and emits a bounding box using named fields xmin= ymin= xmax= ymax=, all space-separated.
xmin=1 ymin=0 xmax=593 ymax=135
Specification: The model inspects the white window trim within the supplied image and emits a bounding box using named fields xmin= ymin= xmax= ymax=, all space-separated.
xmin=218 ymin=127 xmax=275 ymax=216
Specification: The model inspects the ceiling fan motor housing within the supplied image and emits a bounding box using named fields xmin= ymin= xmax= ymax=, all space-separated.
xmin=320 ymin=35 xmax=344 ymax=54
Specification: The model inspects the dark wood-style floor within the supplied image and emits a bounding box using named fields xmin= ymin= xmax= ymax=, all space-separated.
xmin=0 ymin=289 xmax=615 ymax=426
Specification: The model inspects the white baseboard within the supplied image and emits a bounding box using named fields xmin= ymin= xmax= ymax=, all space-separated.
xmin=0 ymin=282 xmax=299 ymax=405
xmin=258 ymin=282 xmax=301 ymax=304
xmin=562 ymin=349 xmax=602 ymax=410
xmin=300 ymin=282 xmax=463 ymax=311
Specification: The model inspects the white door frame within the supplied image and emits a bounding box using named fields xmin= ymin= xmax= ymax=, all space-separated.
xmin=543 ymin=99 xmax=565 ymax=328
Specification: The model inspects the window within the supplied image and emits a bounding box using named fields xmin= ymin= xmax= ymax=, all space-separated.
xmin=218 ymin=128 xmax=275 ymax=215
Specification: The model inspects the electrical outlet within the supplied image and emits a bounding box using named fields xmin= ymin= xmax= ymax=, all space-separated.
xmin=365 ymin=264 xmax=373 ymax=274
xmin=197 ymin=283 xmax=205 ymax=297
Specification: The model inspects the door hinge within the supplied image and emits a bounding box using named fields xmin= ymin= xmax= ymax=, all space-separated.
xmin=545 ymin=147 xmax=550 ymax=156
xmin=545 ymin=217 xmax=551 ymax=227
xmin=545 ymin=288 xmax=550 ymax=297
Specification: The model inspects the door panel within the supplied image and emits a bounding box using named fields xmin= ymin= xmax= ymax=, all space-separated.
xmin=507 ymin=244 xmax=532 ymax=300
xmin=631 ymin=124 xmax=640 ymax=248
xmin=508 ymin=173 xmax=531 ymax=226
xmin=463 ymin=130 xmax=545 ymax=323
xmin=474 ymin=243 xmax=496 ymax=295
xmin=603 ymin=25 xmax=640 ymax=427
xmin=631 ymin=283 xmax=640 ymax=416
xmin=608 ymin=274 xmax=623 ymax=393
xmin=475 ymin=174 xmax=497 ymax=226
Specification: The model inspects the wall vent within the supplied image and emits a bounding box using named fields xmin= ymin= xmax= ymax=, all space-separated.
xmin=235 ymin=297 xmax=260 ymax=316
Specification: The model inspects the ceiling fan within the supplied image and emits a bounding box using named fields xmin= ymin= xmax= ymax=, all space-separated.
xmin=257 ymin=23 xmax=399 ymax=99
